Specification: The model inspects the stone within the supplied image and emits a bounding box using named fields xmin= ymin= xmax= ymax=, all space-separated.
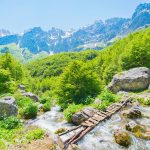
xmin=18 ymin=84 xmax=26 ymax=90
xmin=72 ymin=107 xmax=98 ymax=125
xmin=126 ymin=121 xmax=141 ymax=132
xmin=108 ymin=67 xmax=150 ymax=93
xmin=127 ymin=108 xmax=142 ymax=119
xmin=0 ymin=96 xmax=18 ymax=117
xmin=72 ymin=112 xmax=88 ymax=125
xmin=94 ymin=98 xmax=102 ymax=105
xmin=114 ymin=129 xmax=131 ymax=147
xmin=23 ymin=92 xmax=39 ymax=102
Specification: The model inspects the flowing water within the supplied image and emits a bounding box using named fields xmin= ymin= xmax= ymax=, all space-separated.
xmin=30 ymin=106 xmax=150 ymax=150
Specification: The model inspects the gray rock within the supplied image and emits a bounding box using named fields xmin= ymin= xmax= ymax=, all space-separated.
xmin=108 ymin=67 xmax=150 ymax=93
xmin=94 ymin=98 xmax=102 ymax=105
xmin=72 ymin=112 xmax=88 ymax=125
xmin=18 ymin=84 xmax=26 ymax=90
xmin=72 ymin=107 xmax=98 ymax=125
xmin=23 ymin=92 xmax=39 ymax=102
xmin=0 ymin=96 xmax=18 ymax=117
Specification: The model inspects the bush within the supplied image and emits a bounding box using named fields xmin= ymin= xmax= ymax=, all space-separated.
xmin=25 ymin=128 xmax=45 ymax=141
xmin=0 ymin=140 xmax=7 ymax=150
xmin=0 ymin=116 xmax=21 ymax=129
xmin=15 ymin=94 xmax=33 ymax=108
xmin=21 ymin=103 xmax=38 ymax=119
xmin=42 ymin=101 xmax=51 ymax=112
xmin=39 ymin=96 xmax=48 ymax=104
xmin=64 ymin=104 xmax=83 ymax=123
xmin=100 ymin=90 xmax=118 ymax=103
xmin=144 ymin=98 xmax=150 ymax=105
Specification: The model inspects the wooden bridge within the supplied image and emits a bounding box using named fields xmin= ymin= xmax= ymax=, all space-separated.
xmin=58 ymin=98 xmax=131 ymax=150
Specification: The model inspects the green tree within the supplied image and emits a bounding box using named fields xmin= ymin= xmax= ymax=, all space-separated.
xmin=0 ymin=69 xmax=16 ymax=94
xmin=57 ymin=61 xmax=102 ymax=109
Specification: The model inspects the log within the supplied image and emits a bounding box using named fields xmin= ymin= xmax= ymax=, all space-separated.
xmin=59 ymin=125 xmax=82 ymax=136
xmin=71 ymin=126 xmax=94 ymax=144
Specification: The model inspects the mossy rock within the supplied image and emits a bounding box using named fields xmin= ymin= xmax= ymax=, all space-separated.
xmin=126 ymin=121 xmax=142 ymax=133
xmin=114 ymin=129 xmax=131 ymax=147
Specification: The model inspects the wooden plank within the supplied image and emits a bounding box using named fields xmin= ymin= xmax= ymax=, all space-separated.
xmin=88 ymin=118 xmax=99 ymax=124
xmin=97 ymin=111 xmax=108 ymax=117
xmin=81 ymin=122 xmax=91 ymax=127
xmin=84 ymin=120 xmax=95 ymax=127
xmin=71 ymin=126 xmax=94 ymax=145
xmin=59 ymin=125 xmax=82 ymax=136
xmin=92 ymin=116 xmax=104 ymax=122
xmin=96 ymin=112 xmax=107 ymax=117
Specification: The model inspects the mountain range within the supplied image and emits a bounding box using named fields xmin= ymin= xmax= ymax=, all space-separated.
xmin=0 ymin=3 xmax=150 ymax=61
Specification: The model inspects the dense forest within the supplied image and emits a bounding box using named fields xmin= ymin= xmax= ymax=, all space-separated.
xmin=0 ymin=26 xmax=150 ymax=149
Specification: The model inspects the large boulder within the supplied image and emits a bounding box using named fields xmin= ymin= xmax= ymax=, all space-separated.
xmin=114 ymin=129 xmax=131 ymax=147
xmin=0 ymin=96 xmax=18 ymax=117
xmin=108 ymin=67 xmax=150 ymax=93
xmin=72 ymin=107 xmax=98 ymax=125
xmin=23 ymin=92 xmax=39 ymax=102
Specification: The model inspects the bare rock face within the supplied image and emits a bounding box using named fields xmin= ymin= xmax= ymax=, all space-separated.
xmin=0 ymin=96 xmax=18 ymax=117
xmin=72 ymin=107 xmax=98 ymax=125
xmin=114 ymin=129 xmax=131 ymax=147
xmin=108 ymin=67 xmax=150 ymax=93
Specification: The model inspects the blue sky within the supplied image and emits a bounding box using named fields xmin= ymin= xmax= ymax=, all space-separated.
xmin=0 ymin=0 xmax=150 ymax=33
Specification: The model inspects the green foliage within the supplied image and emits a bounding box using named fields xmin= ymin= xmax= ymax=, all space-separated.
xmin=42 ymin=101 xmax=51 ymax=112
xmin=0 ymin=116 xmax=21 ymax=130
xmin=0 ymin=69 xmax=16 ymax=94
xmin=0 ymin=140 xmax=7 ymax=150
xmin=64 ymin=104 xmax=83 ymax=122
xmin=99 ymin=90 xmax=118 ymax=103
xmin=144 ymin=98 xmax=150 ymax=105
xmin=15 ymin=94 xmax=33 ymax=108
xmin=93 ymin=90 xmax=119 ymax=111
xmin=57 ymin=61 xmax=102 ymax=109
xmin=25 ymin=128 xmax=45 ymax=142
xmin=21 ymin=103 xmax=38 ymax=119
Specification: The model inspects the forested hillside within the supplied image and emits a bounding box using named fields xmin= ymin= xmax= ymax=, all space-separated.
xmin=27 ymin=27 xmax=150 ymax=106
xmin=0 ymin=23 xmax=150 ymax=150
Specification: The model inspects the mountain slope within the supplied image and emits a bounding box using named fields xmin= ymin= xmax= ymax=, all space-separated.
xmin=0 ymin=3 xmax=150 ymax=57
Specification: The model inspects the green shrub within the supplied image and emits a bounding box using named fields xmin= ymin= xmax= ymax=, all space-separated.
xmin=0 ymin=140 xmax=7 ymax=150
xmin=144 ymin=98 xmax=150 ymax=105
xmin=0 ymin=116 xmax=21 ymax=129
xmin=25 ymin=128 xmax=45 ymax=141
xmin=39 ymin=96 xmax=48 ymax=104
xmin=136 ymin=97 xmax=145 ymax=104
xmin=21 ymin=103 xmax=38 ymax=119
xmin=100 ymin=90 xmax=118 ymax=103
xmin=42 ymin=101 xmax=51 ymax=112
xmin=15 ymin=94 xmax=33 ymax=108
xmin=64 ymin=104 xmax=83 ymax=123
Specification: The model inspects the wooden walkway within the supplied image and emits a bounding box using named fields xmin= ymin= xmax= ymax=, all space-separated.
xmin=58 ymin=98 xmax=131 ymax=150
